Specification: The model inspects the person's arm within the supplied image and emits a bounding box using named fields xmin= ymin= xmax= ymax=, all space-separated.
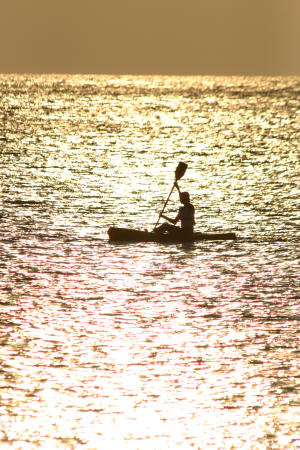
xmin=161 ymin=213 xmax=180 ymax=225
xmin=174 ymin=181 xmax=181 ymax=197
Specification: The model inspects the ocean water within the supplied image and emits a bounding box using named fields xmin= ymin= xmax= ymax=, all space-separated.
xmin=0 ymin=74 xmax=299 ymax=449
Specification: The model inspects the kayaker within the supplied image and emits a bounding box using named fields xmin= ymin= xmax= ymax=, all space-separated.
xmin=155 ymin=181 xmax=195 ymax=236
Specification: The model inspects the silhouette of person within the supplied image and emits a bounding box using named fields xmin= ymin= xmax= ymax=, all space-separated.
xmin=155 ymin=181 xmax=195 ymax=237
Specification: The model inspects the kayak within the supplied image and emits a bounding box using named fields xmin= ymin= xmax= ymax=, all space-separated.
xmin=108 ymin=227 xmax=237 ymax=243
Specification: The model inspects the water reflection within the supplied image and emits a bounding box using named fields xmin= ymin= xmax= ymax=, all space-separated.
xmin=0 ymin=75 xmax=299 ymax=448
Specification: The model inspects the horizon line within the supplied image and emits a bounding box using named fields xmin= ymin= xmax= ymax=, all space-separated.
xmin=1 ymin=72 xmax=299 ymax=78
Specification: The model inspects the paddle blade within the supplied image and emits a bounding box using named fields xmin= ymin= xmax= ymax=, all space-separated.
xmin=175 ymin=162 xmax=188 ymax=180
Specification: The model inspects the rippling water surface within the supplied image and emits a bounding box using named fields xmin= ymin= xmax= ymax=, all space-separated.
xmin=0 ymin=75 xmax=299 ymax=448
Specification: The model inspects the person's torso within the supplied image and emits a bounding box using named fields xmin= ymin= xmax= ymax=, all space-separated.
xmin=179 ymin=204 xmax=195 ymax=229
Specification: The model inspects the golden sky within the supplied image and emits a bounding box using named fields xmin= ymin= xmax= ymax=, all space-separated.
xmin=1 ymin=0 xmax=299 ymax=75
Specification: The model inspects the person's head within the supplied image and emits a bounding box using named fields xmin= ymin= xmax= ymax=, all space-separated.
xmin=180 ymin=192 xmax=190 ymax=205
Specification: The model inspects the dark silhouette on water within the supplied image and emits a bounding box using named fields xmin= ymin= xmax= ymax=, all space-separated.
xmin=108 ymin=162 xmax=237 ymax=242
xmin=108 ymin=227 xmax=236 ymax=242
xmin=155 ymin=181 xmax=195 ymax=238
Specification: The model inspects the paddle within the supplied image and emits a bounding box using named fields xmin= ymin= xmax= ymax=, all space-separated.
xmin=154 ymin=162 xmax=188 ymax=230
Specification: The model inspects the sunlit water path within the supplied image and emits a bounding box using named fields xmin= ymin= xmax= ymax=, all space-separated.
xmin=0 ymin=75 xmax=299 ymax=448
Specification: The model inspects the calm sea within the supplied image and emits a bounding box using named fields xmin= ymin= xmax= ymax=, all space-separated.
xmin=0 ymin=75 xmax=299 ymax=449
